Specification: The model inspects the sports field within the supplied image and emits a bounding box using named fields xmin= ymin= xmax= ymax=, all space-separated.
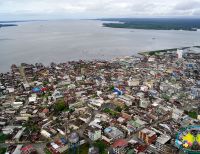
xmin=182 ymin=132 xmax=195 ymax=147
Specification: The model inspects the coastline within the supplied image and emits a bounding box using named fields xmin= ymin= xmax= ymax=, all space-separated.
xmin=1 ymin=45 xmax=200 ymax=74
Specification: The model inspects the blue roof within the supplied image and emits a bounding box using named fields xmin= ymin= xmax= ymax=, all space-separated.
xmin=60 ymin=137 xmax=68 ymax=144
xmin=104 ymin=127 xmax=112 ymax=133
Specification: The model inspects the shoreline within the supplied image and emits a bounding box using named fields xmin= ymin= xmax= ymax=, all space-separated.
xmin=1 ymin=45 xmax=200 ymax=74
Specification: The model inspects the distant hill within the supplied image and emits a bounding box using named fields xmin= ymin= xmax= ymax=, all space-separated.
xmin=101 ymin=18 xmax=200 ymax=31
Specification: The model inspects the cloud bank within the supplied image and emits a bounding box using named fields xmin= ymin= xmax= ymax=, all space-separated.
xmin=0 ymin=0 xmax=200 ymax=20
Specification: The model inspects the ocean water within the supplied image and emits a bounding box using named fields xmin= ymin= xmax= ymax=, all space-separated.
xmin=0 ymin=19 xmax=200 ymax=72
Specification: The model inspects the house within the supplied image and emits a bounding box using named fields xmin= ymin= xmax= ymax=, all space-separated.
xmin=52 ymin=90 xmax=63 ymax=101
xmin=89 ymin=119 xmax=103 ymax=129
xmin=21 ymin=145 xmax=37 ymax=154
xmin=139 ymin=98 xmax=150 ymax=108
xmin=79 ymin=113 xmax=91 ymax=123
xmin=127 ymin=118 xmax=147 ymax=132
xmin=89 ymin=99 xmax=104 ymax=108
xmin=104 ymin=126 xmax=124 ymax=142
xmin=41 ymin=129 xmax=51 ymax=138
xmin=28 ymin=94 xmax=37 ymax=103
xmin=12 ymin=102 xmax=23 ymax=109
xmin=118 ymin=95 xmax=133 ymax=106
xmin=191 ymin=87 xmax=200 ymax=99
xmin=172 ymin=108 xmax=184 ymax=120
xmin=39 ymin=108 xmax=49 ymax=118
xmin=127 ymin=79 xmax=140 ymax=87
xmin=88 ymin=147 xmax=99 ymax=154
xmin=112 ymin=139 xmax=128 ymax=154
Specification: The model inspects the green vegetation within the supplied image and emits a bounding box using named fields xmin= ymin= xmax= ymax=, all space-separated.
xmin=44 ymin=148 xmax=52 ymax=154
xmin=54 ymin=98 xmax=68 ymax=112
xmin=102 ymin=18 xmax=200 ymax=31
xmin=103 ymin=108 xmax=119 ymax=117
xmin=94 ymin=140 xmax=108 ymax=154
xmin=124 ymin=105 xmax=129 ymax=111
xmin=188 ymin=111 xmax=197 ymax=119
xmin=161 ymin=94 xmax=171 ymax=102
xmin=79 ymin=143 xmax=89 ymax=154
xmin=23 ymin=120 xmax=39 ymax=132
xmin=91 ymin=94 xmax=98 ymax=98
xmin=43 ymin=81 xmax=49 ymax=86
xmin=0 ymin=147 xmax=6 ymax=154
xmin=66 ymin=144 xmax=89 ymax=154
xmin=0 ymin=133 xmax=8 ymax=143
xmin=110 ymin=85 xmax=115 ymax=91
xmin=178 ymin=93 xmax=188 ymax=99
xmin=142 ymin=48 xmax=177 ymax=56
xmin=115 ymin=106 xmax=122 ymax=112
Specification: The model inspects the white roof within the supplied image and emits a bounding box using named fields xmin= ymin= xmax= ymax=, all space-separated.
xmin=29 ymin=95 xmax=37 ymax=102
xmin=14 ymin=127 xmax=25 ymax=139
xmin=128 ymin=139 xmax=138 ymax=144
xmin=13 ymin=145 xmax=23 ymax=154
xmin=51 ymin=142 xmax=60 ymax=149
xmin=13 ymin=102 xmax=23 ymax=105
xmin=156 ymin=134 xmax=171 ymax=144
xmin=7 ymin=87 xmax=14 ymax=93
xmin=41 ymin=129 xmax=51 ymax=137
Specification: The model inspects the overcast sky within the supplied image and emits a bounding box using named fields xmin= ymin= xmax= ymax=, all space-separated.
xmin=0 ymin=0 xmax=200 ymax=20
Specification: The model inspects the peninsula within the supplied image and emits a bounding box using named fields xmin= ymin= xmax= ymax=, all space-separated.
xmin=102 ymin=18 xmax=200 ymax=31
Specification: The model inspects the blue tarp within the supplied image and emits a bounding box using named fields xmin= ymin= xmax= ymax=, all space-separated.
xmin=113 ymin=87 xmax=123 ymax=95
xmin=32 ymin=87 xmax=41 ymax=93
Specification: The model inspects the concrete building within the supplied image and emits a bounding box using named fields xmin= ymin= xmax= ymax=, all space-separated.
xmin=155 ymin=134 xmax=171 ymax=153
xmin=88 ymin=127 xmax=102 ymax=141
xmin=138 ymin=128 xmax=157 ymax=145
xmin=104 ymin=126 xmax=124 ymax=141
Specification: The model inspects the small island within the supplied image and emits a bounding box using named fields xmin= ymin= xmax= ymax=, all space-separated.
xmin=102 ymin=18 xmax=200 ymax=31
xmin=0 ymin=24 xmax=18 ymax=28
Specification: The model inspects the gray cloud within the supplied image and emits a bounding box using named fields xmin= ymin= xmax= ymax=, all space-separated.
xmin=174 ymin=0 xmax=200 ymax=10
xmin=0 ymin=0 xmax=199 ymax=20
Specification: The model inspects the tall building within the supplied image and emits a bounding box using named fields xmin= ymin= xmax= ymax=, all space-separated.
xmin=176 ymin=49 xmax=183 ymax=59
xmin=138 ymin=128 xmax=157 ymax=145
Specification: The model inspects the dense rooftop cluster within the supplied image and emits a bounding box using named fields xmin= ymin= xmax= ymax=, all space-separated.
xmin=1 ymin=47 xmax=200 ymax=154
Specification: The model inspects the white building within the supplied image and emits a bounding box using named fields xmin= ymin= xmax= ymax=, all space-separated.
xmin=41 ymin=129 xmax=51 ymax=138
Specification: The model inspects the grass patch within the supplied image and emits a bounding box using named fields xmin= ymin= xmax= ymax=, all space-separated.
xmin=103 ymin=108 xmax=119 ymax=117
xmin=188 ymin=111 xmax=197 ymax=119
xmin=0 ymin=148 xmax=6 ymax=154
xmin=0 ymin=133 xmax=8 ymax=143
xmin=67 ymin=143 xmax=89 ymax=154
xmin=44 ymin=148 xmax=52 ymax=154
xmin=94 ymin=140 xmax=108 ymax=154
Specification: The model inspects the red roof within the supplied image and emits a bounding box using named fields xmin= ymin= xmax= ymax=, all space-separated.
xmin=42 ymin=87 xmax=48 ymax=91
xmin=42 ymin=108 xmax=49 ymax=113
xmin=135 ymin=144 xmax=147 ymax=152
xmin=112 ymin=139 xmax=128 ymax=148
xmin=21 ymin=145 xmax=33 ymax=151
